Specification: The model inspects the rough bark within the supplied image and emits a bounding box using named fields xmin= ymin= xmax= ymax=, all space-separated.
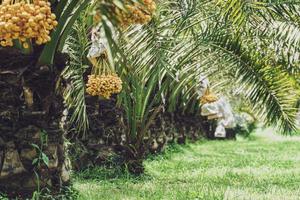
xmin=68 ymin=97 xmax=207 ymax=174
xmin=0 ymin=48 xmax=70 ymax=198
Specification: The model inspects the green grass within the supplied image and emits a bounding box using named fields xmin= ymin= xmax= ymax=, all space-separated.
xmin=74 ymin=129 xmax=300 ymax=200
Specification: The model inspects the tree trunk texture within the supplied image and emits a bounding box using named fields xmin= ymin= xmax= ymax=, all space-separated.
xmin=68 ymin=97 xmax=206 ymax=174
xmin=68 ymin=97 xmax=147 ymax=175
xmin=0 ymin=48 xmax=70 ymax=198
xmin=68 ymin=97 xmax=127 ymax=171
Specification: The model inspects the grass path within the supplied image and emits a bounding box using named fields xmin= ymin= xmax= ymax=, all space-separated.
xmin=74 ymin=129 xmax=300 ymax=200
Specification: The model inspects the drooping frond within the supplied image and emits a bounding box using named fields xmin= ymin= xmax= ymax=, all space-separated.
xmin=60 ymin=0 xmax=300 ymax=136
xmin=217 ymin=0 xmax=300 ymax=27
xmin=199 ymin=30 xmax=299 ymax=133
xmin=62 ymin=18 xmax=91 ymax=136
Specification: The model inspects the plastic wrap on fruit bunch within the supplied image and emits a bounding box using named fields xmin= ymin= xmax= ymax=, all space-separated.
xmin=87 ymin=21 xmax=118 ymax=58
xmin=87 ymin=25 xmax=108 ymax=59
xmin=199 ymin=77 xmax=236 ymax=138
xmin=196 ymin=74 xmax=210 ymax=98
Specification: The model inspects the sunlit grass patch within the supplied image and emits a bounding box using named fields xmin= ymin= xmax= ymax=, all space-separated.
xmin=75 ymin=132 xmax=300 ymax=200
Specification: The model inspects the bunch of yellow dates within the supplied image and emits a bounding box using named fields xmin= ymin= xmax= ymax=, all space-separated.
xmin=86 ymin=74 xmax=123 ymax=99
xmin=95 ymin=0 xmax=156 ymax=27
xmin=0 ymin=0 xmax=57 ymax=48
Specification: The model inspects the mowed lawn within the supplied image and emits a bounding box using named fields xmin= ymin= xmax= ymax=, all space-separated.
xmin=74 ymin=129 xmax=300 ymax=200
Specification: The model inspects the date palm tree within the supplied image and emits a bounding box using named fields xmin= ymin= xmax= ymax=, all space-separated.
xmin=0 ymin=0 xmax=113 ymax=197
xmin=0 ymin=0 xmax=165 ymax=196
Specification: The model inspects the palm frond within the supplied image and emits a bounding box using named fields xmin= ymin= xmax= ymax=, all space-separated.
xmin=200 ymin=30 xmax=299 ymax=133
xmin=62 ymin=17 xmax=91 ymax=136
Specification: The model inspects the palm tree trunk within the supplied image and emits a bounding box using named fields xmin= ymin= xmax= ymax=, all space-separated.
xmin=0 ymin=48 xmax=70 ymax=198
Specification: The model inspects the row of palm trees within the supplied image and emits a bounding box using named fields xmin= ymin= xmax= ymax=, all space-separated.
xmin=0 ymin=0 xmax=299 ymax=197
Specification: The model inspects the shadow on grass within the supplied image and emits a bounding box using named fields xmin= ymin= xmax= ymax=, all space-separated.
xmin=146 ymin=143 xmax=188 ymax=161
xmin=145 ymin=139 xmax=211 ymax=162
xmin=75 ymin=136 xmax=257 ymax=185
xmin=74 ymin=166 xmax=154 ymax=184
xmin=74 ymin=141 xmax=203 ymax=183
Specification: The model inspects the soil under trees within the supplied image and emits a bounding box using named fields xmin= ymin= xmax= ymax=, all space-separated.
xmin=0 ymin=48 xmax=70 ymax=198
